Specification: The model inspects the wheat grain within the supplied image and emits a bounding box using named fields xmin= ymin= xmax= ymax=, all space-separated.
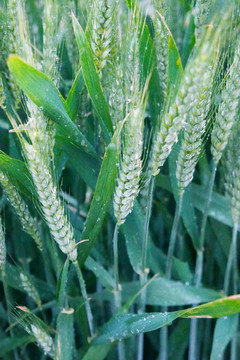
xmin=89 ymin=0 xmax=117 ymax=78
xmin=224 ymin=118 xmax=240 ymax=224
xmin=176 ymin=45 xmax=214 ymax=192
xmin=194 ymin=0 xmax=213 ymax=41
xmin=30 ymin=324 xmax=54 ymax=357
xmin=151 ymin=36 xmax=215 ymax=178
xmin=0 ymin=75 xmax=5 ymax=108
xmin=0 ymin=171 xmax=42 ymax=250
xmin=211 ymin=43 xmax=240 ymax=164
xmin=5 ymin=0 xmax=21 ymax=106
xmin=42 ymin=0 xmax=59 ymax=83
xmin=20 ymin=272 xmax=42 ymax=309
xmin=23 ymin=142 xmax=77 ymax=261
xmin=0 ymin=216 xmax=6 ymax=272
xmin=153 ymin=0 xmax=169 ymax=98
xmin=114 ymin=107 xmax=144 ymax=225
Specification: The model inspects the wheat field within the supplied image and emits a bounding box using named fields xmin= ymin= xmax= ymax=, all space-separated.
xmin=0 ymin=0 xmax=240 ymax=359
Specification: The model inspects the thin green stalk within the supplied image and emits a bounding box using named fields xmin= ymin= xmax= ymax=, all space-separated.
xmin=2 ymin=271 xmax=19 ymax=360
xmin=113 ymin=224 xmax=126 ymax=360
xmin=159 ymin=192 xmax=183 ymax=360
xmin=223 ymin=222 xmax=238 ymax=295
xmin=138 ymin=177 xmax=154 ymax=360
xmin=222 ymin=221 xmax=238 ymax=360
xmin=188 ymin=162 xmax=217 ymax=360
xmin=113 ymin=224 xmax=121 ymax=309
xmin=166 ymin=192 xmax=183 ymax=279
xmin=74 ymin=262 xmax=94 ymax=337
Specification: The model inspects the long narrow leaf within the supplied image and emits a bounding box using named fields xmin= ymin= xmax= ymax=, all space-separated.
xmin=78 ymin=126 xmax=120 ymax=266
xmin=93 ymin=295 xmax=240 ymax=344
xmin=72 ymin=13 xmax=113 ymax=142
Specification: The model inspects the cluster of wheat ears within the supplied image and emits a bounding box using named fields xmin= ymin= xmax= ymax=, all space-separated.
xmin=0 ymin=0 xmax=240 ymax=359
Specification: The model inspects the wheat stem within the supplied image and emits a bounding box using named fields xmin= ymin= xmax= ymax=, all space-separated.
xmin=188 ymin=162 xmax=217 ymax=360
xmin=223 ymin=222 xmax=239 ymax=360
xmin=138 ymin=176 xmax=154 ymax=360
xmin=223 ymin=221 xmax=238 ymax=295
xmin=74 ymin=261 xmax=94 ymax=337
xmin=159 ymin=192 xmax=183 ymax=360
xmin=113 ymin=224 xmax=121 ymax=309
xmin=166 ymin=192 xmax=183 ymax=279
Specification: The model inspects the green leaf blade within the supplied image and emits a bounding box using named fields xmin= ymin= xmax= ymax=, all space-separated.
xmin=72 ymin=13 xmax=113 ymax=142
xmin=7 ymin=55 xmax=97 ymax=158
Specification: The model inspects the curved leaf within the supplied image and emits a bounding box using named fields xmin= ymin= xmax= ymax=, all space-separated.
xmin=94 ymin=295 xmax=240 ymax=344
xmin=7 ymin=55 xmax=97 ymax=158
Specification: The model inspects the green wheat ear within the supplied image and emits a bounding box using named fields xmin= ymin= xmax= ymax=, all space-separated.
xmin=224 ymin=117 xmax=240 ymax=225
xmin=88 ymin=0 xmax=118 ymax=79
xmin=194 ymin=0 xmax=213 ymax=42
xmin=0 ymin=215 xmax=6 ymax=273
xmin=0 ymin=171 xmax=42 ymax=250
xmin=153 ymin=0 xmax=169 ymax=99
xmin=13 ymin=306 xmax=55 ymax=358
xmin=211 ymin=41 xmax=240 ymax=165
xmin=114 ymin=106 xmax=145 ymax=225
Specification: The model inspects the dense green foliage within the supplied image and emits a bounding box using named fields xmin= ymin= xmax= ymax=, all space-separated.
xmin=0 ymin=0 xmax=240 ymax=359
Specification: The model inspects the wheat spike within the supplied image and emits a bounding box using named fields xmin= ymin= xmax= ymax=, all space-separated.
xmin=224 ymin=118 xmax=240 ymax=224
xmin=211 ymin=43 xmax=240 ymax=164
xmin=153 ymin=0 xmax=169 ymax=98
xmin=23 ymin=142 xmax=77 ymax=261
xmin=0 ymin=171 xmax=42 ymax=250
xmin=0 ymin=216 xmax=6 ymax=272
xmin=176 ymin=44 xmax=215 ymax=192
xmin=20 ymin=272 xmax=42 ymax=309
xmin=114 ymin=107 xmax=144 ymax=225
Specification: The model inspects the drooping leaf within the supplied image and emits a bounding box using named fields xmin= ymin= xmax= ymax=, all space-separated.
xmin=93 ymin=295 xmax=240 ymax=344
xmin=0 ymin=151 xmax=35 ymax=199
xmin=72 ymin=13 xmax=113 ymax=142
xmin=7 ymin=55 xmax=97 ymax=158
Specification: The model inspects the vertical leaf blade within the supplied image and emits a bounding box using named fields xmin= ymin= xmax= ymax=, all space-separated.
xmin=72 ymin=13 xmax=113 ymax=142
